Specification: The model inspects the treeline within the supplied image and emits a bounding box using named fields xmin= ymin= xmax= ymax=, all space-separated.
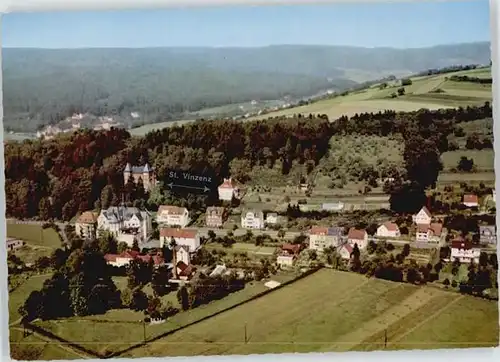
xmin=4 ymin=102 xmax=493 ymax=221
xmin=414 ymin=64 xmax=481 ymax=77
xmin=449 ymin=75 xmax=492 ymax=84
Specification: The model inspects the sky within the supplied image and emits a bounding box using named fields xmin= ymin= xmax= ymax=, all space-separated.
xmin=1 ymin=0 xmax=491 ymax=49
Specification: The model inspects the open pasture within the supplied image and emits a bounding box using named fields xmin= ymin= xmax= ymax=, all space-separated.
xmin=7 ymin=223 xmax=62 ymax=249
xmin=441 ymin=149 xmax=494 ymax=172
xmin=123 ymin=269 xmax=498 ymax=357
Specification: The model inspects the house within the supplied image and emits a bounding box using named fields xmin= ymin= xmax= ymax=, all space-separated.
xmin=376 ymin=222 xmax=401 ymax=238
xmin=276 ymin=243 xmax=301 ymax=269
xmin=97 ymin=206 xmax=152 ymax=246
xmin=412 ymin=206 xmax=432 ymax=225
xmin=347 ymin=228 xmax=368 ymax=250
xmin=175 ymin=245 xmax=191 ymax=265
xmin=218 ymin=178 xmax=241 ymax=201
xmin=415 ymin=223 xmax=443 ymax=243
xmin=176 ymin=261 xmax=196 ymax=281
xmin=104 ymin=250 xmax=164 ymax=268
xmin=241 ymin=210 xmax=265 ymax=229
xmin=321 ymin=202 xmax=345 ymax=212
xmin=479 ymin=225 xmax=496 ymax=245
xmin=450 ymin=238 xmax=480 ymax=264
xmin=75 ymin=211 xmax=99 ymax=240
xmin=209 ymin=264 xmax=227 ymax=277
xmin=156 ymin=205 xmax=191 ymax=228
xmin=265 ymin=213 xmax=279 ymax=225
xmin=205 ymin=206 xmax=226 ymax=228
xmin=123 ymin=163 xmax=157 ymax=191
xmin=6 ymin=238 xmax=24 ymax=251
xmin=463 ymin=194 xmax=479 ymax=208
xmin=338 ymin=244 xmax=354 ymax=260
xmin=160 ymin=228 xmax=201 ymax=252
xmin=309 ymin=227 xmax=345 ymax=252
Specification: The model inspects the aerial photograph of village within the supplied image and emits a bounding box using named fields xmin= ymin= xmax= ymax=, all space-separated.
xmin=2 ymin=0 xmax=498 ymax=360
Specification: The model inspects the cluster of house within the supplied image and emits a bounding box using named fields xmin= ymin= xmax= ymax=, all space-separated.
xmin=6 ymin=238 xmax=24 ymax=251
xmin=36 ymin=114 xmax=123 ymax=140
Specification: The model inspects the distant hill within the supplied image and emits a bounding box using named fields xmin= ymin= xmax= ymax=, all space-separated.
xmin=2 ymin=42 xmax=491 ymax=132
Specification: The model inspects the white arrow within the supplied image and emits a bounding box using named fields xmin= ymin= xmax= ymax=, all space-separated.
xmin=167 ymin=183 xmax=209 ymax=192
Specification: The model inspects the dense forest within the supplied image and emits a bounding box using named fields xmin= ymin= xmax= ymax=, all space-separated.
xmin=4 ymin=101 xmax=493 ymax=222
xmin=2 ymin=42 xmax=490 ymax=132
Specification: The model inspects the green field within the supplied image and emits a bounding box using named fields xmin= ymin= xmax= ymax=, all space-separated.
xmin=247 ymin=67 xmax=491 ymax=122
xmin=437 ymin=171 xmax=495 ymax=185
xmin=129 ymin=119 xmax=196 ymax=136
xmin=441 ymin=149 xmax=494 ymax=171
xmin=9 ymin=328 xmax=81 ymax=360
xmin=122 ymin=269 xmax=498 ymax=357
xmin=9 ymin=274 xmax=52 ymax=323
xmin=33 ymin=278 xmax=274 ymax=355
xmin=7 ymin=223 xmax=62 ymax=248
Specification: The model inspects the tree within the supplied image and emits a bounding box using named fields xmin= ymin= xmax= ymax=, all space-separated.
xmin=457 ymin=156 xmax=474 ymax=172
xmin=131 ymin=238 xmax=140 ymax=252
xmin=207 ymin=230 xmax=216 ymax=241
xmin=397 ymin=87 xmax=406 ymax=96
xmin=401 ymin=78 xmax=412 ymax=86
xmin=177 ymin=285 xmax=190 ymax=311
xmin=169 ymin=237 xmax=178 ymax=279
xmin=402 ymin=244 xmax=410 ymax=257
xmin=443 ymin=278 xmax=450 ymax=288
xmin=277 ymin=229 xmax=286 ymax=239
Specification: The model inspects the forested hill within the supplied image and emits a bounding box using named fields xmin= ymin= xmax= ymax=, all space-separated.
xmin=2 ymin=41 xmax=491 ymax=132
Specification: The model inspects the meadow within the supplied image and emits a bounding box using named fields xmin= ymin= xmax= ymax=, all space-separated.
xmin=7 ymin=223 xmax=62 ymax=249
xmin=122 ymin=269 xmax=498 ymax=357
xmin=31 ymin=274 xmax=295 ymax=355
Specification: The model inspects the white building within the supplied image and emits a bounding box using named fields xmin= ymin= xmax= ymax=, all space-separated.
xmin=308 ymin=227 xmax=344 ymax=252
xmin=218 ymin=178 xmax=241 ymax=201
xmin=160 ymin=228 xmax=201 ymax=252
xmin=338 ymin=244 xmax=354 ymax=260
xmin=97 ymin=206 xmax=152 ymax=246
xmin=241 ymin=210 xmax=265 ymax=229
xmin=463 ymin=194 xmax=479 ymax=208
xmin=6 ymin=238 xmax=24 ymax=251
xmin=156 ymin=205 xmax=191 ymax=228
xmin=277 ymin=254 xmax=295 ymax=268
xmin=321 ymin=202 xmax=345 ymax=212
xmin=347 ymin=228 xmax=368 ymax=250
xmin=415 ymin=223 xmax=443 ymax=243
xmin=412 ymin=206 xmax=432 ymax=225
xmin=265 ymin=213 xmax=279 ymax=225
xmin=75 ymin=211 xmax=99 ymax=240
xmin=376 ymin=222 xmax=401 ymax=238
xmin=451 ymin=239 xmax=480 ymax=264
xmin=175 ymin=245 xmax=191 ymax=265
xmin=492 ymin=190 xmax=496 ymax=204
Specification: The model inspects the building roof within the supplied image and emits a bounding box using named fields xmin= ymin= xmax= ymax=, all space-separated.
xmin=348 ymin=228 xmax=367 ymax=240
xmin=124 ymin=163 xmax=154 ymax=174
xmin=309 ymin=226 xmax=344 ymax=236
xmin=174 ymin=245 xmax=190 ymax=253
xmin=463 ymin=194 xmax=479 ymax=204
xmin=100 ymin=206 xmax=150 ymax=224
xmin=76 ymin=211 xmax=98 ymax=224
xmin=429 ymin=223 xmax=443 ymax=236
xmin=266 ymin=213 xmax=278 ymax=218
xmin=160 ymin=228 xmax=197 ymax=239
xmin=381 ymin=222 xmax=399 ymax=232
xmin=416 ymin=224 xmax=430 ymax=233
xmin=451 ymin=238 xmax=474 ymax=250
xmin=341 ymin=244 xmax=353 ymax=254
xmin=218 ymin=178 xmax=238 ymax=189
xmin=176 ymin=261 xmax=195 ymax=277
xmin=419 ymin=206 xmax=432 ymax=218
xmin=158 ymin=205 xmax=188 ymax=215
xmin=242 ymin=210 xmax=264 ymax=218
xmin=206 ymin=206 xmax=225 ymax=217
xmin=281 ymin=243 xmax=301 ymax=255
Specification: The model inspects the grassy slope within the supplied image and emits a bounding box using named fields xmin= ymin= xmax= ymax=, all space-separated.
xmin=247 ymin=67 xmax=492 ymax=122
xmin=122 ymin=269 xmax=498 ymax=357
xmin=9 ymin=274 xmax=53 ymax=323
